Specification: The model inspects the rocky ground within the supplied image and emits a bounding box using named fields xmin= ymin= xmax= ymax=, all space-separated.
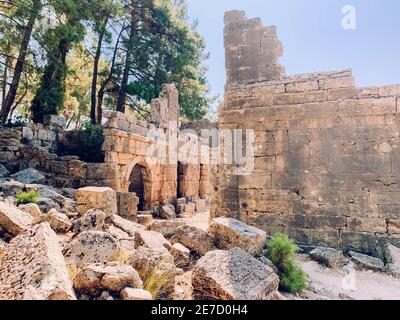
xmin=0 ymin=166 xmax=400 ymax=300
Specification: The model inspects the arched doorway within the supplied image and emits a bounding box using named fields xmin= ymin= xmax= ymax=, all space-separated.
xmin=129 ymin=163 xmax=150 ymax=211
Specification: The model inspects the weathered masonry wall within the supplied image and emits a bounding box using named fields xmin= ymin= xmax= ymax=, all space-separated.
xmin=212 ymin=10 xmax=400 ymax=257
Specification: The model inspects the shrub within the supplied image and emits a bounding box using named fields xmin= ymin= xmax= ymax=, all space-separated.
xmin=266 ymin=232 xmax=308 ymax=293
xmin=143 ymin=267 xmax=175 ymax=299
xmin=16 ymin=190 xmax=40 ymax=205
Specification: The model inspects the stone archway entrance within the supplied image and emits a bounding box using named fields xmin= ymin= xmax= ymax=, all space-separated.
xmin=129 ymin=163 xmax=150 ymax=211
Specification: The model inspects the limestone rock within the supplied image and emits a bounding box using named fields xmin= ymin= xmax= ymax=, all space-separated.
xmin=1 ymin=180 xmax=24 ymax=197
xmin=137 ymin=214 xmax=153 ymax=228
xmin=158 ymin=205 xmax=175 ymax=220
xmin=18 ymin=203 xmax=43 ymax=224
xmin=0 ymin=223 xmax=76 ymax=300
xmin=348 ymin=251 xmax=384 ymax=272
xmin=257 ymin=256 xmax=279 ymax=274
xmin=10 ymin=168 xmax=45 ymax=184
xmin=63 ymin=231 xmax=120 ymax=268
xmin=117 ymin=192 xmax=138 ymax=221
xmin=76 ymin=187 xmax=117 ymax=216
xmin=0 ymin=164 xmax=10 ymax=178
xmin=74 ymin=262 xmax=143 ymax=295
xmin=73 ymin=209 xmax=107 ymax=234
xmin=46 ymin=209 xmax=71 ymax=233
xmin=192 ymin=247 xmax=280 ymax=300
xmin=209 ymin=217 xmax=267 ymax=256
xmin=170 ymin=243 xmax=192 ymax=270
xmin=108 ymin=214 xmax=145 ymax=236
xmin=128 ymin=247 xmax=176 ymax=298
xmin=383 ymin=244 xmax=400 ymax=277
xmin=120 ymin=287 xmax=152 ymax=300
xmin=0 ymin=201 xmax=33 ymax=237
xmin=26 ymin=184 xmax=68 ymax=208
xmin=170 ymin=225 xmax=214 ymax=256
xmin=309 ymin=247 xmax=349 ymax=269
xmin=134 ymin=230 xmax=172 ymax=251
xmin=150 ymin=220 xmax=186 ymax=238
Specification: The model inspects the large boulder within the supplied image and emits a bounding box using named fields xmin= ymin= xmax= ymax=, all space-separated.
xmin=134 ymin=230 xmax=172 ymax=251
xmin=117 ymin=192 xmax=139 ymax=222
xmin=76 ymin=187 xmax=117 ymax=216
xmin=383 ymin=244 xmax=400 ymax=277
xmin=10 ymin=168 xmax=45 ymax=184
xmin=309 ymin=247 xmax=349 ymax=269
xmin=348 ymin=251 xmax=384 ymax=272
xmin=158 ymin=205 xmax=175 ymax=220
xmin=73 ymin=209 xmax=107 ymax=234
xmin=0 ymin=201 xmax=33 ymax=237
xmin=18 ymin=203 xmax=43 ymax=224
xmin=0 ymin=223 xmax=76 ymax=300
xmin=150 ymin=220 xmax=186 ymax=238
xmin=128 ymin=247 xmax=176 ymax=298
xmin=108 ymin=214 xmax=145 ymax=236
xmin=46 ymin=209 xmax=71 ymax=233
xmin=0 ymin=180 xmax=24 ymax=197
xmin=192 ymin=247 xmax=280 ymax=300
xmin=170 ymin=243 xmax=192 ymax=270
xmin=73 ymin=262 xmax=143 ymax=296
xmin=170 ymin=225 xmax=214 ymax=256
xmin=209 ymin=217 xmax=267 ymax=256
xmin=63 ymin=231 xmax=120 ymax=268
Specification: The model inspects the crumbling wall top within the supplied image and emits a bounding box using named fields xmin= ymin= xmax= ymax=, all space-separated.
xmin=224 ymin=10 xmax=285 ymax=87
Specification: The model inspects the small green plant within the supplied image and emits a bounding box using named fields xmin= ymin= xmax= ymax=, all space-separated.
xmin=16 ymin=190 xmax=40 ymax=205
xmin=266 ymin=232 xmax=308 ymax=293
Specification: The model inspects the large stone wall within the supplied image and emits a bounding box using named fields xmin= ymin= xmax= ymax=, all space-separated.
xmin=212 ymin=10 xmax=400 ymax=257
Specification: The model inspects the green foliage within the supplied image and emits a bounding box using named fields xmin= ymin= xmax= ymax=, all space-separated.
xmin=119 ymin=0 xmax=213 ymax=120
xmin=143 ymin=267 xmax=175 ymax=299
xmin=266 ymin=233 xmax=308 ymax=293
xmin=59 ymin=122 xmax=104 ymax=162
xmin=16 ymin=190 xmax=40 ymax=205
xmin=31 ymin=0 xmax=91 ymax=123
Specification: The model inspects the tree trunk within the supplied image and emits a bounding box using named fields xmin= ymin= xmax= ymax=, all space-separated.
xmin=116 ymin=2 xmax=136 ymax=113
xmin=0 ymin=0 xmax=41 ymax=123
xmin=90 ymin=19 xmax=108 ymax=125
xmin=97 ymin=23 xmax=125 ymax=120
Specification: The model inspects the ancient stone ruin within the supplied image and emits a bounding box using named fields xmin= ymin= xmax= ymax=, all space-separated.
xmin=1 ymin=10 xmax=400 ymax=301
xmin=212 ymin=10 xmax=400 ymax=258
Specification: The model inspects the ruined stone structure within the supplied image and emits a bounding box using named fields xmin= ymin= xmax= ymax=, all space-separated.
xmin=0 ymin=84 xmax=211 ymax=212
xmin=212 ymin=10 xmax=400 ymax=257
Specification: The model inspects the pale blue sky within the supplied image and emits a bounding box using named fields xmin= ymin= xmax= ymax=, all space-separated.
xmin=186 ymin=0 xmax=400 ymax=105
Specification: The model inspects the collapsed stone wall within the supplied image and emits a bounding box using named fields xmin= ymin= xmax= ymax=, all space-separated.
xmin=213 ymin=10 xmax=400 ymax=257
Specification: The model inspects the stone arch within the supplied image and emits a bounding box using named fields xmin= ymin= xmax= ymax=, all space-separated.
xmin=125 ymin=158 xmax=152 ymax=211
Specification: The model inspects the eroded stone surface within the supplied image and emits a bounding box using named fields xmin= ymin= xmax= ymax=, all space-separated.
xmin=76 ymin=187 xmax=117 ymax=216
xmin=0 ymin=201 xmax=33 ymax=237
xmin=349 ymin=251 xmax=384 ymax=272
xmin=170 ymin=225 xmax=214 ymax=256
xmin=73 ymin=209 xmax=107 ymax=234
xmin=192 ymin=247 xmax=279 ymax=300
xmin=309 ymin=247 xmax=349 ymax=269
xmin=63 ymin=231 xmax=120 ymax=268
xmin=74 ymin=262 xmax=143 ymax=295
xmin=209 ymin=217 xmax=267 ymax=256
xmin=120 ymin=287 xmax=152 ymax=300
xmin=0 ymin=223 xmax=76 ymax=300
